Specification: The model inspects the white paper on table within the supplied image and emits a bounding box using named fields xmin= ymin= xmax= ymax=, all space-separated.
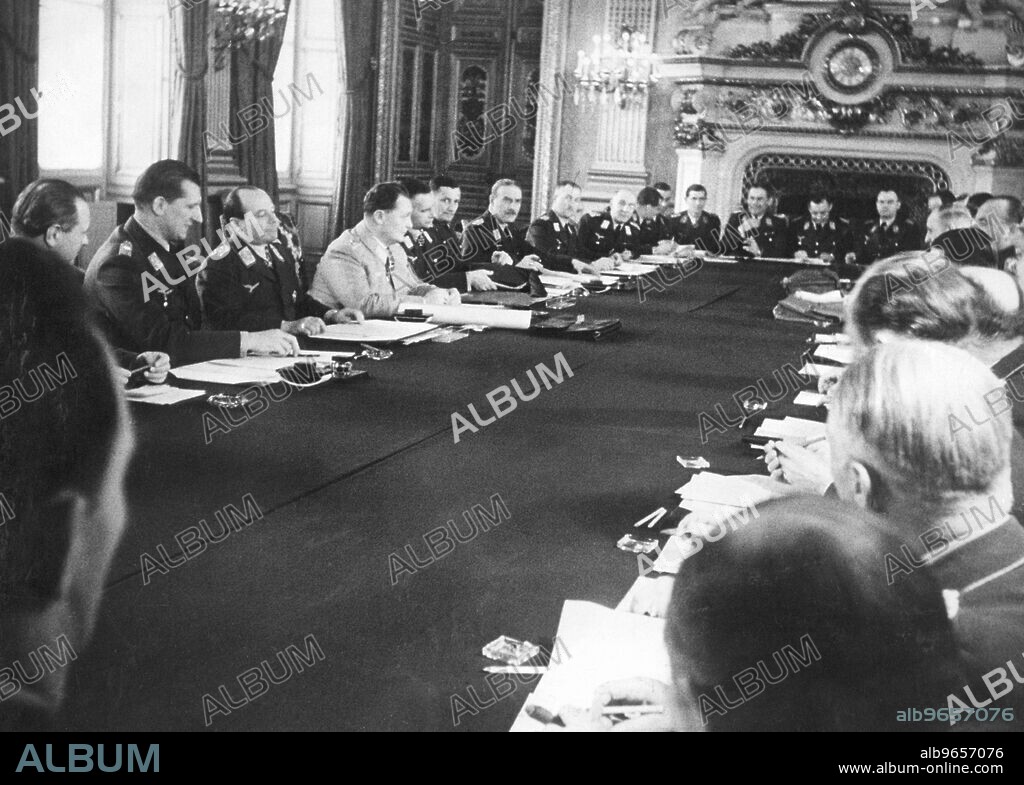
xmin=213 ymin=352 xmax=354 ymax=372
xmin=638 ymin=254 xmax=678 ymax=265
xmin=793 ymin=289 xmax=844 ymax=303
xmin=309 ymin=320 xmax=437 ymax=343
xmin=814 ymin=333 xmax=848 ymax=345
xmin=171 ymin=362 xmax=282 ymax=386
xmin=124 ymin=385 xmax=207 ymax=405
xmin=794 ymin=391 xmax=828 ymax=407
xmin=674 ymin=471 xmax=792 ymax=507
xmin=539 ymin=273 xmax=618 ymax=288
xmin=508 ymin=600 xmax=671 ymax=732
xmin=754 ymin=417 xmax=827 ymax=441
xmin=800 ymin=362 xmax=843 ymax=378
xmin=400 ymin=303 xmax=532 ymax=330
xmin=813 ymin=344 xmax=855 ymax=365
xmin=610 ymin=262 xmax=663 ymax=275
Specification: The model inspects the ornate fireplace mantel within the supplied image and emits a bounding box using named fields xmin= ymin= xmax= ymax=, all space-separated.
xmin=660 ymin=1 xmax=1024 ymax=213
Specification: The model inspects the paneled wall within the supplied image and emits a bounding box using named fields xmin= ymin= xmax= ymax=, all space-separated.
xmin=376 ymin=0 xmax=545 ymax=223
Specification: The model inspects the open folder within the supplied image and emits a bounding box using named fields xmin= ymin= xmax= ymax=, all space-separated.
xmin=508 ymin=600 xmax=671 ymax=732
xmin=308 ymin=320 xmax=438 ymax=343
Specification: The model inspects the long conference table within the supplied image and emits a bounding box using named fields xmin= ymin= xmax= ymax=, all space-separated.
xmin=60 ymin=260 xmax=827 ymax=732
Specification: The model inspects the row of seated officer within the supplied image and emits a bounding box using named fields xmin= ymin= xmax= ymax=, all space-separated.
xmin=17 ymin=160 xmax=1016 ymax=376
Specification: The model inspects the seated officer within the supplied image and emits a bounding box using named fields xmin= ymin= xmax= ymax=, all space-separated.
xmin=198 ymin=186 xmax=362 ymax=335
xmin=397 ymin=178 xmax=496 ymax=292
xmin=635 ymin=187 xmax=676 ymax=256
xmin=311 ymin=182 xmax=460 ymax=318
xmin=672 ymin=184 xmax=721 ymax=254
xmin=790 ymin=193 xmax=850 ymax=264
xmin=720 ymin=183 xmax=788 ymax=258
xmin=578 ymin=190 xmax=643 ymax=260
xmin=461 ymin=179 xmax=545 ymax=271
xmin=8 ymin=179 xmax=169 ymax=384
xmin=929 ymin=205 xmax=996 ymax=267
xmin=528 ymin=180 xmax=615 ymax=274
xmin=85 ymin=160 xmax=298 ymax=365
xmin=846 ymin=189 xmax=923 ymax=266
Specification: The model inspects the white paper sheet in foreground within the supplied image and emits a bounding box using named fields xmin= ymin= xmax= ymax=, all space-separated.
xmin=508 ymin=600 xmax=671 ymax=732
xmin=124 ymin=385 xmax=207 ymax=405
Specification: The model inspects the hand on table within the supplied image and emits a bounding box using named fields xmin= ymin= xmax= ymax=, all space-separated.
xmin=653 ymin=240 xmax=676 ymax=256
xmin=764 ymin=439 xmax=833 ymax=494
xmin=492 ymin=251 xmax=514 ymax=266
xmin=128 ymin=352 xmax=171 ymax=385
xmin=243 ymin=329 xmax=300 ymax=357
xmin=616 ymin=575 xmax=675 ymax=618
xmin=744 ymin=237 xmax=762 ymax=257
xmin=546 ymin=679 xmax=684 ymax=732
xmin=282 ymin=317 xmax=327 ymax=337
xmin=515 ymin=254 xmax=544 ymax=272
xmin=327 ymin=308 xmax=364 ymax=325
xmin=467 ymin=270 xmax=498 ymax=291
xmin=424 ymin=287 xmax=461 ymax=306
xmin=794 ymin=250 xmax=808 ymax=261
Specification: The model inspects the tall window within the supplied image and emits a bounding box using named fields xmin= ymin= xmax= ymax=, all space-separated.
xmin=38 ymin=0 xmax=106 ymax=172
xmin=274 ymin=0 xmax=339 ymax=186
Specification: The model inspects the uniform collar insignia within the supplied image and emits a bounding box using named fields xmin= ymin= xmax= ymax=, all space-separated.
xmin=240 ymin=248 xmax=257 ymax=268
xmin=147 ymin=253 xmax=166 ymax=273
xmin=119 ymin=241 xmax=133 ymax=257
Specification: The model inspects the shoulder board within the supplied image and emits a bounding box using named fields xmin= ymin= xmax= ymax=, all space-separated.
xmin=118 ymin=240 xmax=134 ymax=257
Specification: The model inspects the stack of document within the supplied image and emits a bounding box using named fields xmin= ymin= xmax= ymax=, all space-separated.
xmin=172 ymin=353 xmax=352 ymax=386
xmin=753 ymin=417 xmax=827 ymax=442
xmin=310 ymin=321 xmax=437 ymax=344
xmin=125 ymin=385 xmax=207 ymax=406
xmin=675 ymin=471 xmax=790 ymax=508
xmin=509 ymin=601 xmax=672 ymax=731
xmin=396 ymin=303 xmax=532 ymax=330
xmin=813 ymin=344 xmax=855 ymax=365
xmin=800 ymin=361 xmax=844 ymax=378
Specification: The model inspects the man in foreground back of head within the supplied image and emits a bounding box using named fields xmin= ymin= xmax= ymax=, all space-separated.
xmin=0 ymin=239 xmax=132 ymax=730
xmin=829 ymin=340 xmax=1024 ymax=727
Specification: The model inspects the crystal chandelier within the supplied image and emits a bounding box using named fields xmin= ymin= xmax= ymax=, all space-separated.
xmin=574 ymin=26 xmax=660 ymax=109
xmin=214 ymin=0 xmax=288 ymax=60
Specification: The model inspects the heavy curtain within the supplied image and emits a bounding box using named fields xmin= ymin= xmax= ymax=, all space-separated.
xmin=0 ymin=0 xmax=40 ymax=217
xmin=228 ymin=0 xmax=292 ymax=202
xmin=333 ymin=0 xmax=380 ymax=235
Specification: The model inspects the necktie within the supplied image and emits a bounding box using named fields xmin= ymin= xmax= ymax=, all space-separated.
xmin=386 ymin=249 xmax=396 ymax=290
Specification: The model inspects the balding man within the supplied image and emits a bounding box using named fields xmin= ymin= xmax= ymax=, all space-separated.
xmin=460 ymin=179 xmax=545 ymax=271
xmin=198 ymin=186 xmax=362 ymax=335
xmin=86 ymin=160 xmax=298 ymax=364
xmin=10 ymin=179 xmax=169 ymax=384
xmin=577 ymin=190 xmax=643 ymax=260
xmin=829 ymin=340 xmax=1024 ymax=729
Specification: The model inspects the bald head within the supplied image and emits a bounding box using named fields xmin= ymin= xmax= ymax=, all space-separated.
xmin=609 ymin=190 xmax=637 ymax=224
xmin=222 ymin=186 xmax=280 ymax=246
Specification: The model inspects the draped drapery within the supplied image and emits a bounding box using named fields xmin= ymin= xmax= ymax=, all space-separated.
xmin=175 ymin=0 xmax=210 ymax=194
xmin=228 ymin=0 xmax=292 ymax=202
xmin=333 ymin=0 xmax=380 ymax=236
xmin=0 ymin=1 xmax=40 ymax=217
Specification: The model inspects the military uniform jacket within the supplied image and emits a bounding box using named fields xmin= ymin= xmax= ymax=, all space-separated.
xmin=635 ymin=214 xmax=671 ymax=255
xmin=197 ymin=239 xmax=328 ymax=332
xmin=671 ymin=211 xmax=722 ymax=254
xmin=461 ymin=211 xmax=546 ymax=269
xmin=84 ymin=217 xmax=241 ymax=365
xmin=931 ymin=227 xmax=997 ymax=268
xmin=526 ymin=211 xmax=579 ymax=273
xmin=854 ymin=218 xmax=924 ymax=265
xmin=403 ymin=223 xmax=471 ymax=291
xmin=577 ymin=210 xmax=642 ymax=260
xmin=721 ymin=212 xmax=788 ymax=258
xmin=790 ymin=216 xmax=851 ymax=260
